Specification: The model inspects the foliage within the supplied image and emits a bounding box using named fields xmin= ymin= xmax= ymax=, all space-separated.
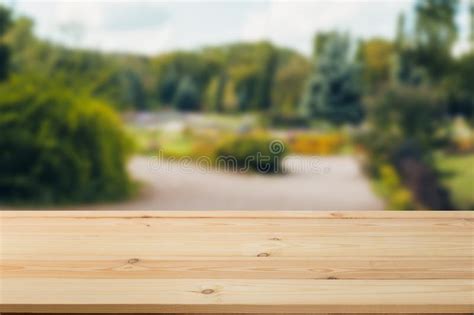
xmin=414 ymin=0 xmax=460 ymax=79
xmin=3 ymin=17 xmax=153 ymax=110
xmin=444 ymin=53 xmax=474 ymax=122
xmin=132 ymin=123 xmax=287 ymax=174
xmin=312 ymin=32 xmax=334 ymax=59
xmin=215 ymin=133 xmax=287 ymax=173
xmin=446 ymin=117 xmax=474 ymax=152
xmin=207 ymin=42 xmax=290 ymax=113
xmin=435 ymin=152 xmax=474 ymax=210
xmin=289 ymin=133 xmax=346 ymax=155
xmin=158 ymin=66 xmax=179 ymax=105
xmin=372 ymin=164 xmax=414 ymax=210
xmin=272 ymin=52 xmax=311 ymax=116
xmin=0 ymin=5 xmax=11 ymax=35
xmin=359 ymin=85 xmax=454 ymax=209
xmin=364 ymin=85 xmax=447 ymax=161
xmin=0 ymin=4 xmax=11 ymax=81
xmin=300 ymin=32 xmax=363 ymax=125
xmin=2 ymin=10 xmax=312 ymax=116
xmin=174 ymin=76 xmax=200 ymax=111
xmin=255 ymin=43 xmax=278 ymax=110
xmin=0 ymin=42 xmax=8 ymax=81
xmin=392 ymin=15 xmax=426 ymax=86
xmin=0 ymin=76 xmax=132 ymax=204
xmin=357 ymin=38 xmax=394 ymax=92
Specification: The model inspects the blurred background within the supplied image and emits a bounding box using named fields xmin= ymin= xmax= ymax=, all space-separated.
xmin=0 ymin=0 xmax=472 ymax=211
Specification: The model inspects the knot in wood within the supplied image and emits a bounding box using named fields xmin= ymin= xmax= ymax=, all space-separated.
xmin=201 ymin=289 xmax=215 ymax=295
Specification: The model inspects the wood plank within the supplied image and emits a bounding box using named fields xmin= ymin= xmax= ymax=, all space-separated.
xmin=2 ymin=218 xmax=472 ymax=235
xmin=2 ymin=234 xmax=472 ymax=258
xmin=2 ymin=258 xmax=472 ymax=280
xmin=1 ymin=279 xmax=473 ymax=313
xmin=0 ymin=211 xmax=473 ymax=314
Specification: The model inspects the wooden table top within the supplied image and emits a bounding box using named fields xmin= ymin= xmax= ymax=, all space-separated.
xmin=0 ymin=211 xmax=473 ymax=314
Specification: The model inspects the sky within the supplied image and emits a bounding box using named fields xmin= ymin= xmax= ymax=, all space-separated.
xmin=2 ymin=0 xmax=471 ymax=56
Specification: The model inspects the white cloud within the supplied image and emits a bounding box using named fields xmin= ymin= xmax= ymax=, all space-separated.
xmin=241 ymin=0 xmax=413 ymax=55
xmin=3 ymin=0 xmax=470 ymax=56
xmin=454 ymin=0 xmax=472 ymax=56
xmin=9 ymin=0 xmax=173 ymax=54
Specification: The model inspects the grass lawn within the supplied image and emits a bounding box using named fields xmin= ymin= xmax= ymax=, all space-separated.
xmin=129 ymin=127 xmax=194 ymax=157
xmin=435 ymin=153 xmax=474 ymax=210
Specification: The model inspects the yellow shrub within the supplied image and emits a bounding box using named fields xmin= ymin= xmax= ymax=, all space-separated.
xmin=376 ymin=164 xmax=414 ymax=210
xmin=390 ymin=188 xmax=413 ymax=210
xmin=289 ymin=133 xmax=345 ymax=155
xmin=379 ymin=164 xmax=401 ymax=189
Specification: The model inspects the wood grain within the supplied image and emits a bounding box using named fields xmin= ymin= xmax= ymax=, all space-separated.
xmin=0 ymin=211 xmax=473 ymax=314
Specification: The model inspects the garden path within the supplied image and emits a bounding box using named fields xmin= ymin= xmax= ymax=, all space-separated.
xmin=71 ymin=155 xmax=385 ymax=210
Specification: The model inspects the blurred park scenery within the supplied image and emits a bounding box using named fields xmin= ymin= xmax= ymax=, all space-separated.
xmin=0 ymin=0 xmax=473 ymax=210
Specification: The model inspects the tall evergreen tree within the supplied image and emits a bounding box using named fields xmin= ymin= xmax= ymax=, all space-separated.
xmin=159 ymin=66 xmax=179 ymax=105
xmin=214 ymin=71 xmax=227 ymax=112
xmin=299 ymin=32 xmax=363 ymax=124
xmin=312 ymin=32 xmax=337 ymax=60
xmin=122 ymin=70 xmax=146 ymax=110
xmin=174 ymin=76 xmax=200 ymax=111
xmin=0 ymin=5 xmax=12 ymax=81
xmin=414 ymin=0 xmax=460 ymax=79
xmin=392 ymin=13 xmax=425 ymax=85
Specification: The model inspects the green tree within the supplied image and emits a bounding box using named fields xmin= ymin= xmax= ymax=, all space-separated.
xmin=158 ymin=66 xmax=179 ymax=105
xmin=214 ymin=71 xmax=227 ymax=112
xmin=231 ymin=64 xmax=258 ymax=111
xmin=256 ymin=44 xmax=277 ymax=111
xmin=121 ymin=69 xmax=147 ymax=110
xmin=204 ymin=77 xmax=218 ymax=112
xmin=445 ymin=53 xmax=474 ymax=122
xmin=357 ymin=38 xmax=394 ymax=92
xmin=361 ymin=86 xmax=452 ymax=209
xmin=0 ymin=5 xmax=12 ymax=81
xmin=0 ymin=76 xmax=132 ymax=204
xmin=392 ymin=13 xmax=426 ymax=85
xmin=203 ymin=72 xmax=227 ymax=112
xmin=174 ymin=76 xmax=200 ymax=111
xmin=272 ymin=52 xmax=310 ymax=116
xmin=313 ymin=32 xmax=336 ymax=59
xmin=414 ymin=0 xmax=460 ymax=79
xmin=154 ymin=51 xmax=220 ymax=106
xmin=300 ymin=32 xmax=363 ymax=124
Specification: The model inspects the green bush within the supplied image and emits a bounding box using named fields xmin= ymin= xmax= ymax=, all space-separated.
xmin=215 ymin=133 xmax=287 ymax=173
xmin=364 ymin=86 xmax=447 ymax=158
xmin=358 ymin=85 xmax=447 ymax=173
xmin=0 ymin=76 xmax=132 ymax=204
xmin=360 ymin=86 xmax=453 ymax=209
xmin=435 ymin=153 xmax=474 ymax=210
xmin=374 ymin=164 xmax=414 ymax=210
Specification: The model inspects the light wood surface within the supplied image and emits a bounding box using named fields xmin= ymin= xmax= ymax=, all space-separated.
xmin=0 ymin=211 xmax=473 ymax=314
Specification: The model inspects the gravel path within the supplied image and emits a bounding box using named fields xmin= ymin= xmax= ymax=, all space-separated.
xmin=72 ymin=155 xmax=384 ymax=211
